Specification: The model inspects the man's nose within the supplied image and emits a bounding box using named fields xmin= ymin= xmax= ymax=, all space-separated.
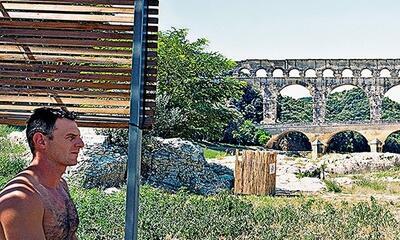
xmin=76 ymin=137 xmax=85 ymax=148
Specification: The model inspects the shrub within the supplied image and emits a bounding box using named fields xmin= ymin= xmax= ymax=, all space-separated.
xmin=71 ymin=186 xmax=126 ymax=239
xmin=324 ymin=179 xmax=342 ymax=193
xmin=95 ymin=128 xmax=128 ymax=148
xmin=255 ymin=128 xmax=271 ymax=145
xmin=232 ymin=120 xmax=256 ymax=145
xmin=0 ymin=129 xmax=28 ymax=188
xmin=230 ymin=120 xmax=271 ymax=146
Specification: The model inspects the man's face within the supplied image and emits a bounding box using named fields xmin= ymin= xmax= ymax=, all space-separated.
xmin=46 ymin=118 xmax=84 ymax=167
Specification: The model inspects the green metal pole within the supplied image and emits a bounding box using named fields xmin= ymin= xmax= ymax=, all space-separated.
xmin=125 ymin=0 xmax=147 ymax=239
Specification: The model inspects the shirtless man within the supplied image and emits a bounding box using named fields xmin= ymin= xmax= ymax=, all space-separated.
xmin=0 ymin=107 xmax=84 ymax=240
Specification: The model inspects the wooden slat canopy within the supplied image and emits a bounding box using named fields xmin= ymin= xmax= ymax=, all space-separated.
xmin=0 ymin=0 xmax=158 ymax=128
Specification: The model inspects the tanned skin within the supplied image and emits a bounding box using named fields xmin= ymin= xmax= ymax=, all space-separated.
xmin=0 ymin=117 xmax=84 ymax=240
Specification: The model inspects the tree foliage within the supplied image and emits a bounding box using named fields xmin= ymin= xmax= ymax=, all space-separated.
xmin=326 ymin=88 xmax=370 ymax=122
xmin=382 ymin=97 xmax=400 ymax=120
xmin=155 ymin=28 xmax=245 ymax=141
xmin=277 ymin=96 xmax=312 ymax=123
xmin=222 ymin=83 xmax=269 ymax=146
xmin=231 ymin=83 xmax=263 ymax=123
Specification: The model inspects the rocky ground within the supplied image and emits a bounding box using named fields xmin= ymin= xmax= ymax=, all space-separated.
xmin=208 ymin=152 xmax=400 ymax=196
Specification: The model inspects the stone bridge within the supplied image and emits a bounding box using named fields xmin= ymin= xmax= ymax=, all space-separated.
xmin=262 ymin=121 xmax=400 ymax=158
xmin=231 ymin=59 xmax=400 ymax=157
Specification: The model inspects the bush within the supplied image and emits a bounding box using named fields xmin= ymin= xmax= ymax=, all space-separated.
xmin=255 ymin=128 xmax=271 ymax=145
xmin=230 ymin=120 xmax=271 ymax=146
xmin=95 ymin=128 xmax=128 ymax=148
xmin=324 ymin=179 xmax=342 ymax=193
xmin=232 ymin=120 xmax=256 ymax=145
xmin=0 ymin=128 xmax=28 ymax=188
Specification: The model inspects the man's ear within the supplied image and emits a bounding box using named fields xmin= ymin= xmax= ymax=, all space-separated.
xmin=32 ymin=132 xmax=47 ymax=151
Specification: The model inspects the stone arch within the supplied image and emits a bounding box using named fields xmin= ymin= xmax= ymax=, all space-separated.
xmin=382 ymin=84 xmax=400 ymax=120
xmin=255 ymin=68 xmax=267 ymax=77
xmin=383 ymin=84 xmax=400 ymax=98
xmin=277 ymin=84 xmax=312 ymax=123
xmin=272 ymin=68 xmax=284 ymax=77
xmin=326 ymin=84 xmax=370 ymax=122
xmin=305 ymin=69 xmax=317 ymax=77
xmin=342 ymin=68 xmax=353 ymax=78
xmin=383 ymin=130 xmax=400 ymax=153
xmin=239 ymin=68 xmax=251 ymax=76
xmin=326 ymin=130 xmax=370 ymax=153
xmin=269 ymin=130 xmax=312 ymax=151
xmin=322 ymin=68 xmax=334 ymax=78
xmin=278 ymin=82 xmax=309 ymax=92
xmin=288 ymin=68 xmax=300 ymax=77
xmin=379 ymin=68 xmax=391 ymax=78
xmin=361 ymin=68 xmax=373 ymax=78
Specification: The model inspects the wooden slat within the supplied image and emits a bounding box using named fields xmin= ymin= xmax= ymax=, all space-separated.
xmin=0 ymin=62 xmax=132 ymax=74
xmin=0 ymin=79 xmax=131 ymax=90
xmin=0 ymin=12 xmax=134 ymax=22
xmin=1 ymin=0 xmax=135 ymax=5
xmin=0 ymin=95 xmax=130 ymax=106
xmin=0 ymin=88 xmax=130 ymax=98
xmin=0 ymin=71 xmax=132 ymax=82
xmin=0 ymin=105 xmax=130 ymax=114
xmin=0 ymin=37 xmax=132 ymax=48
xmin=0 ymin=19 xmax=133 ymax=31
xmin=2 ymin=3 xmax=134 ymax=13
xmin=0 ymin=45 xmax=131 ymax=57
xmin=0 ymin=29 xmax=134 ymax=40
xmin=0 ymin=53 xmax=131 ymax=65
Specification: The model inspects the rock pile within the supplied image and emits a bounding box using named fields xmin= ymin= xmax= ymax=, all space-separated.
xmin=142 ymin=137 xmax=233 ymax=195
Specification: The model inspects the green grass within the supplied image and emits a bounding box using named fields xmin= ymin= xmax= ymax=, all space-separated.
xmin=354 ymin=177 xmax=386 ymax=191
xmin=70 ymin=186 xmax=400 ymax=240
xmin=371 ymin=166 xmax=400 ymax=179
xmin=203 ymin=148 xmax=228 ymax=159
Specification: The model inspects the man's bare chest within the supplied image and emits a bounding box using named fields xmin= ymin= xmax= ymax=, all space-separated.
xmin=40 ymin=186 xmax=79 ymax=239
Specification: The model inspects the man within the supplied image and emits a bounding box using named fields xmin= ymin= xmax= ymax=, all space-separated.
xmin=0 ymin=107 xmax=85 ymax=240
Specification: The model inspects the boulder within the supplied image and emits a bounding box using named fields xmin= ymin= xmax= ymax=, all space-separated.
xmin=65 ymin=128 xmax=127 ymax=188
xmin=142 ymin=137 xmax=233 ymax=195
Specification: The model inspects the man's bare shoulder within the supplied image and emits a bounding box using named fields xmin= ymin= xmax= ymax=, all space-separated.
xmin=0 ymin=172 xmax=46 ymax=239
xmin=0 ymin=172 xmax=43 ymax=215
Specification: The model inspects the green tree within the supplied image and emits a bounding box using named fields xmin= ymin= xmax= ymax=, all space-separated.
xmin=382 ymin=97 xmax=400 ymax=120
xmin=277 ymin=95 xmax=312 ymax=123
xmin=326 ymin=88 xmax=370 ymax=122
xmin=155 ymin=28 xmax=245 ymax=141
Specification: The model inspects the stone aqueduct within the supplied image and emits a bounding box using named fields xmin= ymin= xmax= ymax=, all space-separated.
xmin=232 ymin=59 xmax=400 ymax=157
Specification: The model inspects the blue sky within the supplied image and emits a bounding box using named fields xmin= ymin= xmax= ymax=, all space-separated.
xmin=159 ymin=0 xmax=400 ymax=60
xmin=159 ymin=0 xmax=400 ymax=101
